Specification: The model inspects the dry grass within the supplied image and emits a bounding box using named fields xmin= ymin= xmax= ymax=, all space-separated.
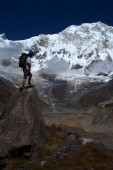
xmin=3 ymin=126 xmax=113 ymax=170
xmin=40 ymin=143 xmax=113 ymax=170
xmin=28 ymin=143 xmax=113 ymax=170
xmin=32 ymin=126 xmax=66 ymax=159
xmin=3 ymin=159 xmax=26 ymax=170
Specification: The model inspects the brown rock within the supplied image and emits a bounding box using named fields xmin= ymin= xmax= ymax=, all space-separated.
xmin=0 ymin=88 xmax=46 ymax=156
xmin=79 ymin=85 xmax=110 ymax=107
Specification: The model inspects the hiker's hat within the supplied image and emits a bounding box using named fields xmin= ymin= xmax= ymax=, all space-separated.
xmin=28 ymin=49 xmax=34 ymax=56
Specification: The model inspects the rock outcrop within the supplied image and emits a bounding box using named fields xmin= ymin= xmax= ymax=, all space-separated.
xmin=0 ymin=87 xmax=46 ymax=156
xmin=79 ymin=79 xmax=113 ymax=107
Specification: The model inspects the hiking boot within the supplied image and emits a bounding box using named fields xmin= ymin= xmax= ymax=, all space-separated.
xmin=27 ymin=84 xmax=34 ymax=88
xmin=19 ymin=85 xmax=27 ymax=91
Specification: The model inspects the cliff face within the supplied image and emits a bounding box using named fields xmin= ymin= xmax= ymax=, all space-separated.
xmin=0 ymin=87 xmax=46 ymax=156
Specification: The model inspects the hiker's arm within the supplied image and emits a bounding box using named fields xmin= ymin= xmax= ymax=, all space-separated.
xmin=27 ymin=57 xmax=31 ymax=71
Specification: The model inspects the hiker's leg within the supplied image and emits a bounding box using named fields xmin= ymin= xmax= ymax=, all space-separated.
xmin=22 ymin=69 xmax=28 ymax=86
xmin=22 ymin=78 xmax=26 ymax=86
xmin=26 ymin=76 xmax=29 ymax=86
xmin=28 ymin=72 xmax=32 ymax=85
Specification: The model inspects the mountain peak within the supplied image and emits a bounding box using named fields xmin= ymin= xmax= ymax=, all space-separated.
xmin=0 ymin=33 xmax=7 ymax=40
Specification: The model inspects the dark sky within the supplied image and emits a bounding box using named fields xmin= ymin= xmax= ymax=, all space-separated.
xmin=0 ymin=0 xmax=113 ymax=40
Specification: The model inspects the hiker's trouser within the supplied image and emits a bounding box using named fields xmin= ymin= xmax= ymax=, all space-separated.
xmin=23 ymin=68 xmax=32 ymax=79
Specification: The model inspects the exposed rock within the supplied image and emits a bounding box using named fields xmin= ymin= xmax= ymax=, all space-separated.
xmin=98 ymin=97 xmax=113 ymax=108
xmin=0 ymin=155 xmax=8 ymax=169
xmin=0 ymin=88 xmax=46 ymax=156
xmin=0 ymin=33 xmax=7 ymax=40
xmin=71 ymin=64 xmax=83 ymax=69
xmin=0 ymin=77 xmax=15 ymax=114
xmin=79 ymin=81 xmax=113 ymax=107
xmin=0 ymin=76 xmax=14 ymax=86
xmin=1 ymin=59 xmax=11 ymax=67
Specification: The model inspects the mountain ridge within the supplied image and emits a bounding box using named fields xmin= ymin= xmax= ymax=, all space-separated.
xmin=0 ymin=22 xmax=113 ymax=81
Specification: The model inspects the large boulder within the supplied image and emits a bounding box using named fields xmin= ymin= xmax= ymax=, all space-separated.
xmin=0 ymin=88 xmax=46 ymax=156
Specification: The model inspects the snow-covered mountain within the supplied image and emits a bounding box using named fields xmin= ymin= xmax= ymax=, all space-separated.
xmin=0 ymin=22 xmax=113 ymax=81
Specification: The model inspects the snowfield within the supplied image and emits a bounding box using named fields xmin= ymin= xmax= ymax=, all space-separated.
xmin=0 ymin=22 xmax=113 ymax=82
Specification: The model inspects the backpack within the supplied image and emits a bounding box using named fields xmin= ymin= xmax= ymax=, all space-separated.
xmin=19 ymin=53 xmax=28 ymax=68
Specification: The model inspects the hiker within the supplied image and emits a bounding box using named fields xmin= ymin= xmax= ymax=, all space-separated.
xmin=19 ymin=50 xmax=34 ymax=89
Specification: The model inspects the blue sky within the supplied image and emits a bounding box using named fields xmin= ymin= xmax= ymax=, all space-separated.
xmin=0 ymin=0 xmax=113 ymax=40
